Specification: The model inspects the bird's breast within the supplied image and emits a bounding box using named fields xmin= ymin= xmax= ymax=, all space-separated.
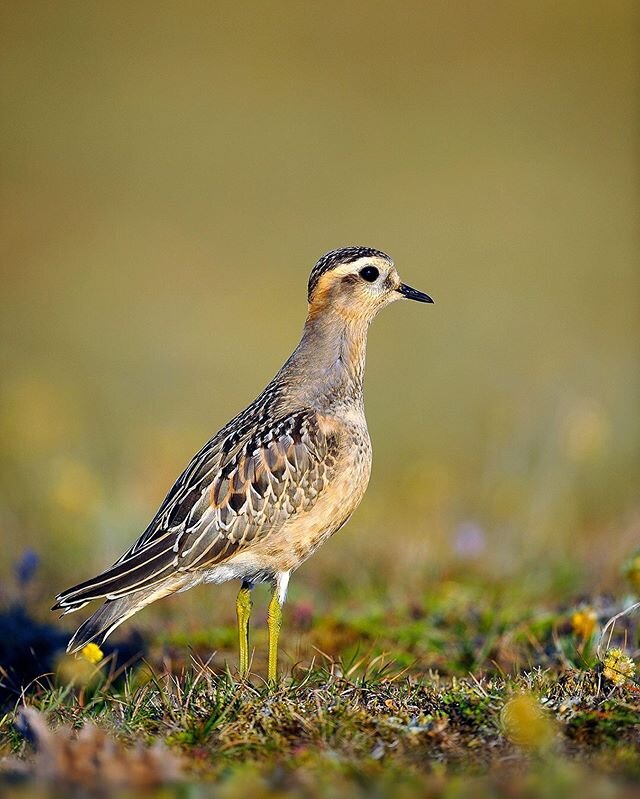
xmin=256 ymin=414 xmax=372 ymax=572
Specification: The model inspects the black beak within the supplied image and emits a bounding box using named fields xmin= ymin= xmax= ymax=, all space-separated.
xmin=397 ymin=283 xmax=434 ymax=303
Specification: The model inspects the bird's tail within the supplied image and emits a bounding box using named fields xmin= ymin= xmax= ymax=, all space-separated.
xmin=65 ymin=578 xmax=193 ymax=654
xmin=66 ymin=596 xmax=139 ymax=653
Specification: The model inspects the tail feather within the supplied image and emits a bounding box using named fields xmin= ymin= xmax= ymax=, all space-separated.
xmin=66 ymin=597 xmax=137 ymax=653
xmin=53 ymin=533 xmax=177 ymax=612
xmin=65 ymin=576 xmax=195 ymax=653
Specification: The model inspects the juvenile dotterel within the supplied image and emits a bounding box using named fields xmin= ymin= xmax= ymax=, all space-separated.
xmin=54 ymin=247 xmax=433 ymax=681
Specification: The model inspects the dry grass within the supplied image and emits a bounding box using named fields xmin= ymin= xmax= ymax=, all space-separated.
xmin=0 ymin=575 xmax=638 ymax=798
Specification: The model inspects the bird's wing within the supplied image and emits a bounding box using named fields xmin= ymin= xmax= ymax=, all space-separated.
xmin=54 ymin=409 xmax=338 ymax=610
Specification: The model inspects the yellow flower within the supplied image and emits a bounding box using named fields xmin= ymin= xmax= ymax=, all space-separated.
xmin=500 ymin=694 xmax=554 ymax=749
xmin=80 ymin=643 xmax=104 ymax=664
xmin=602 ymin=648 xmax=636 ymax=686
xmin=571 ymin=608 xmax=597 ymax=640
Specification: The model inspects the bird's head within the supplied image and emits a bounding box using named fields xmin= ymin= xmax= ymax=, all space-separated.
xmin=307 ymin=246 xmax=433 ymax=324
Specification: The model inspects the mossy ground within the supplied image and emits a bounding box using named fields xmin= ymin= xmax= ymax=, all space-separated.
xmin=0 ymin=576 xmax=638 ymax=798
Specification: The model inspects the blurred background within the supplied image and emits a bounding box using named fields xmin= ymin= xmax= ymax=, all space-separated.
xmin=0 ymin=2 xmax=638 ymax=645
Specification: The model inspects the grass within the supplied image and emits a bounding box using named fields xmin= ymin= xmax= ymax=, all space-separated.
xmin=0 ymin=570 xmax=638 ymax=798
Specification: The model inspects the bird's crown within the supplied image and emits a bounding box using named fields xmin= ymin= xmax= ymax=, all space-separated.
xmin=308 ymin=246 xmax=392 ymax=301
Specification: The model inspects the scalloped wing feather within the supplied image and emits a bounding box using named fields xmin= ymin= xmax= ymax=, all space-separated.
xmin=54 ymin=410 xmax=337 ymax=610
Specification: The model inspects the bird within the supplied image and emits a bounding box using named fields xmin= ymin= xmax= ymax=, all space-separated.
xmin=53 ymin=246 xmax=433 ymax=682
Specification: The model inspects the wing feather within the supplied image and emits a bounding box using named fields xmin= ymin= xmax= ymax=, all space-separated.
xmin=54 ymin=409 xmax=337 ymax=611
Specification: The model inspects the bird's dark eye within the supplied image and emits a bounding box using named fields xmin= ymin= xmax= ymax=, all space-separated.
xmin=359 ymin=266 xmax=379 ymax=282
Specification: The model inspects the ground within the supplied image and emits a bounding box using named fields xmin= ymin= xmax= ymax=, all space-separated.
xmin=0 ymin=570 xmax=638 ymax=798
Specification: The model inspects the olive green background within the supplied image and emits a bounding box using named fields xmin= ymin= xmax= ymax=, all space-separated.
xmin=1 ymin=2 xmax=638 ymax=627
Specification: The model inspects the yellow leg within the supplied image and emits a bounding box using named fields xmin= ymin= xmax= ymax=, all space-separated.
xmin=267 ymin=587 xmax=283 ymax=685
xmin=236 ymin=585 xmax=252 ymax=678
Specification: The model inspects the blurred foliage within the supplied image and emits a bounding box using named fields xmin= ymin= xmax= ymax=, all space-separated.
xmin=0 ymin=2 xmax=638 ymax=618
xmin=0 ymin=554 xmax=144 ymax=707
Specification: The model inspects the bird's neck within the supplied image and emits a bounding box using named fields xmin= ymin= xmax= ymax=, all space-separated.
xmin=277 ymin=309 xmax=370 ymax=411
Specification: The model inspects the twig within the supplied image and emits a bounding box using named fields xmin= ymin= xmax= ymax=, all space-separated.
xmin=597 ymin=601 xmax=640 ymax=660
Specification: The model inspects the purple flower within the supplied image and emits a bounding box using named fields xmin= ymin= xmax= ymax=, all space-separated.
xmin=15 ymin=550 xmax=39 ymax=587
xmin=454 ymin=522 xmax=486 ymax=559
